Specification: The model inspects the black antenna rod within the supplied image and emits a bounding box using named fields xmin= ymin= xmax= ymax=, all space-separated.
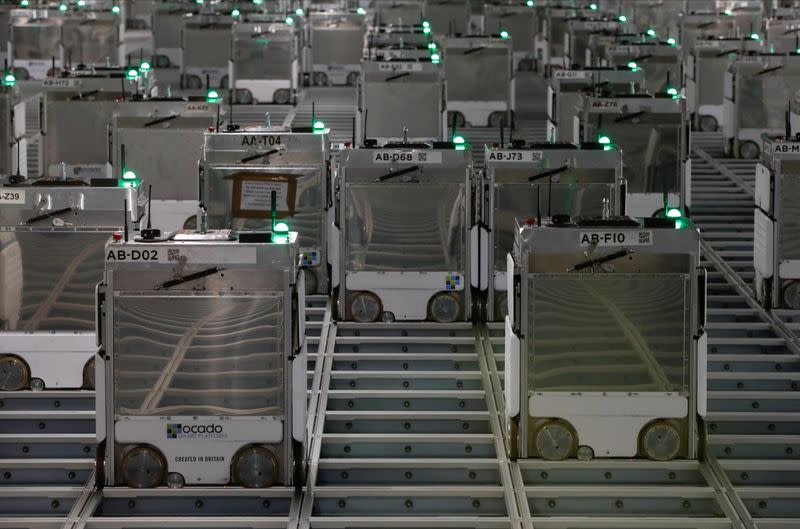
xmin=120 ymin=76 xmax=126 ymax=100
xmin=228 ymin=88 xmax=235 ymax=129
xmin=14 ymin=136 xmax=21 ymax=177
xmin=215 ymin=103 xmax=220 ymax=133
xmin=363 ymin=109 xmax=368 ymax=144
xmin=120 ymin=144 xmax=126 ymax=178
xmin=352 ymin=116 xmax=356 ymax=146
xmin=51 ymin=56 xmax=56 ymax=76
xmin=536 ymin=185 xmax=541 ymax=226
xmin=786 ymin=102 xmax=792 ymax=139
xmin=270 ymin=190 xmax=277 ymax=231
xmin=140 ymin=185 xmax=161 ymax=239
xmin=311 ymin=101 xmax=315 ymax=127
xmin=123 ymin=198 xmax=129 ymax=242
xmin=499 ymin=117 xmax=505 ymax=147
xmin=146 ymin=185 xmax=153 ymax=230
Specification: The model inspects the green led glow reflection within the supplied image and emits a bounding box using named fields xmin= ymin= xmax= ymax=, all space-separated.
xmin=666 ymin=208 xmax=682 ymax=218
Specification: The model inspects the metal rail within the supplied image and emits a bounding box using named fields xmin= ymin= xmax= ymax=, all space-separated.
xmin=690 ymin=149 xmax=800 ymax=529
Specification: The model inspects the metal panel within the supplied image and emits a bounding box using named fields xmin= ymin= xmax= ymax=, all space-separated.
xmin=527 ymin=275 xmax=690 ymax=392
xmin=233 ymin=24 xmax=295 ymax=79
xmin=362 ymin=73 xmax=442 ymax=139
xmin=343 ymin=182 xmax=466 ymax=271
xmin=777 ymin=164 xmax=800 ymax=261
xmin=203 ymin=166 xmax=325 ymax=253
xmin=0 ymin=230 xmax=110 ymax=332
xmin=62 ymin=17 xmax=119 ymax=66
xmin=493 ymin=177 xmax=617 ymax=268
xmin=44 ymin=100 xmax=118 ymax=169
xmin=444 ymin=42 xmax=510 ymax=102
xmin=585 ymin=108 xmax=682 ymax=195
xmin=183 ymin=22 xmax=231 ymax=71
xmin=112 ymin=295 xmax=286 ymax=416
xmin=311 ymin=15 xmax=364 ymax=66
xmin=11 ymin=16 xmax=62 ymax=61
xmin=113 ymin=118 xmax=212 ymax=200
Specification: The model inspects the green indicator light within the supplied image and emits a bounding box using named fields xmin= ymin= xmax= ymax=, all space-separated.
xmin=3 ymin=73 xmax=16 ymax=86
xmin=232 ymin=8 xmax=240 ymax=17
xmin=422 ymin=20 xmax=430 ymax=28
xmin=313 ymin=120 xmax=326 ymax=133
xmin=356 ymin=7 xmax=366 ymax=15
xmin=675 ymin=218 xmax=688 ymax=229
xmin=666 ymin=87 xmax=678 ymax=95
xmin=122 ymin=170 xmax=137 ymax=180
xmin=724 ymin=8 xmax=732 ymax=15
xmin=627 ymin=61 xmax=637 ymax=69
xmin=295 ymin=7 xmax=304 ymax=15
xmin=207 ymin=90 xmax=222 ymax=103
xmin=603 ymin=145 xmax=612 ymax=151
xmin=430 ymin=52 xmax=440 ymax=62
xmin=20 ymin=0 xmax=29 ymax=6
xmin=750 ymin=33 xmax=760 ymax=40
xmin=111 ymin=5 xmax=120 ymax=13
xmin=598 ymin=135 xmax=611 ymax=144
xmin=500 ymin=30 xmax=510 ymax=39
xmin=285 ymin=16 xmax=294 ymax=25
xmin=589 ymin=3 xmax=598 ymax=10
xmin=428 ymin=42 xmax=437 ymax=50
xmin=140 ymin=61 xmax=151 ymax=71
xmin=666 ymin=207 xmax=682 ymax=218
xmin=78 ymin=0 xmax=86 ymax=6
xmin=118 ymin=179 xmax=140 ymax=188
xmin=253 ymin=0 xmax=264 ymax=4
xmin=126 ymin=68 xmax=138 ymax=79
xmin=646 ymin=28 xmax=656 ymax=37
xmin=423 ymin=26 xmax=431 ymax=34
xmin=526 ymin=0 xmax=534 ymax=6
xmin=58 ymin=4 xmax=68 ymax=11
xmin=666 ymin=37 xmax=676 ymax=46
xmin=618 ymin=15 xmax=627 ymax=22
xmin=272 ymin=221 xmax=289 ymax=243
xmin=453 ymin=135 xmax=465 ymax=144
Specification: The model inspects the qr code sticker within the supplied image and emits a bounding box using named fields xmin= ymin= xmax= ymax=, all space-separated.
xmin=167 ymin=249 xmax=180 ymax=262
xmin=417 ymin=152 xmax=427 ymax=162
xmin=638 ymin=231 xmax=652 ymax=245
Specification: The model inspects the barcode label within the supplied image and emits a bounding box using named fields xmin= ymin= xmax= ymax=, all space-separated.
xmin=579 ymin=231 xmax=653 ymax=246
xmin=378 ymin=62 xmax=423 ymax=72
xmin=553 ymin=70 xmax=590 ymax=79
xmin=486 ymin=150 xmax=543 ymax=163
xmin=0 ymin=190 xmax=25 ymax=204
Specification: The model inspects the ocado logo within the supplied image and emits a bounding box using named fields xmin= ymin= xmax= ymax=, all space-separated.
xmin=166 ymin=423 xmax=225 ymax=439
